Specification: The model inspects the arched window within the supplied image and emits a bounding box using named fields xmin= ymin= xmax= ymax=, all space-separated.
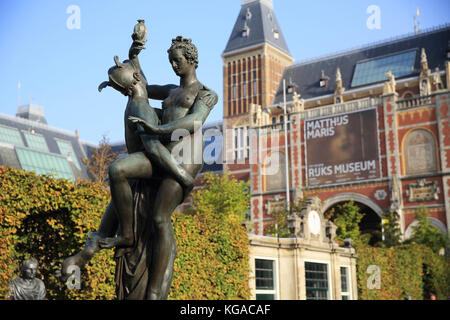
xmin=402 ymin=91 xmax=413 ymax=99
xmin=264 ymin=151 xmax=286 ymax=191
xmin=404 ymin=129 xmax=437 ymax=175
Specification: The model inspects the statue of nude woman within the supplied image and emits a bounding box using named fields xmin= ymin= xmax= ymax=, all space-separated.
xmin=61 ymin=26 xmax=217 ymax=300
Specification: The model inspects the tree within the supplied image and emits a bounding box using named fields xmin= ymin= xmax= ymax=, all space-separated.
xmin=381 ymin=211 xmax=402 ymax=247
xmin=333 ymin=200 xmax=369 ymax=245
xmin=404 ymin=206 xmax=449 ymax=253
xmin=265 ymin=188 xmax=313 ymax=238
xmin=192 ymin=171 xmax=250 ymax=223
xmin=265 ymin=210 xmax=292 ymax=238
xmin=169 ymin=171 xmax=251 ymax=299
xmin=82 ymin=135 xmax=120 ymax=184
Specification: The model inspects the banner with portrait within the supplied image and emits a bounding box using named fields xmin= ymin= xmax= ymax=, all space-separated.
xmin=304 ymin=108 xmax=381 ymax=186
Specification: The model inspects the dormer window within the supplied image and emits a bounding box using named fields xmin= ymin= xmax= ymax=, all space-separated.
xmin=320 ymin=70 xmax=329 ymax=87
xmin=273 ymin=28 xmax=279 ymax=40
xmin=246 ymin=8 xmax=252 ymax=20
xmin=242 ymin=22 xmax=250 ymax=37
xmin=287 ymin=84 xmax=296 ymax=94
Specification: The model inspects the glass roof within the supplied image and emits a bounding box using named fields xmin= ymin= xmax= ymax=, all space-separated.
xmin=351 ymin=50 xmax=416 ymax=87
xmin=23 ymin=132 xmax=49 ymax=152
xmin=16 ymin=147 xmax=75 ymax=180
xmin=0 ymin=125 xmax=24 ymax=147
xmin=56 ymin=139 xmax=81 ymax=170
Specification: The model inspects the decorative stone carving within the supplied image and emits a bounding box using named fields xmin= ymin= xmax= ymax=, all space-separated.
xmin=433 ymin=67 xmax=443 ymax=91
xmin=419 ymin=48 xmax=431 ymax=96
xmin=389 ymin=175 xmax=402 ymax=211
xmin=292 ymin=92 xmax=304 ymax=113
xmin=420 ymin=48 xmax=430 ymax=76
xmin=261 ymin=108 xmax=271 ymax=126
xmin=249 ymin=103 xmax=262 ymax=127
xmin=266 ymin=196 xmax=286 ymax=215
xmin=294 ymin=185 xmax=304 ymax=204
xmin=404 ymin=129 xmax=437 ymax=175
xmin=406 ymin=179 xmax=440 ymax=202
xmin=383 ymin=70 xmax=396 ymax=95
xmin=374 ymin=189 xmax=387 ymax=201
xmin=287 ymin=196 xmax=338 ymax=244
xmin=334 ymin=68 xmax=345 ymax=104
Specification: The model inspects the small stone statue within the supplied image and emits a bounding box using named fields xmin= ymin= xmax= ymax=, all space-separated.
xmin=433 ymin=67 xmax=443 ymax=91
xmin=8 ymin=257 xmax=46 ymax=300
xmin=383 ymin=70 xmax=396 ymax=95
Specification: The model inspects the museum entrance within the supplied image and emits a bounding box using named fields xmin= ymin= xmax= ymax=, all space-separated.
xmin=324 ymin=201 xmax=382 ymax=246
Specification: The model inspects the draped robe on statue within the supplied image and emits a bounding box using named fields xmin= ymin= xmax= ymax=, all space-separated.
xmin=9 ymin=277 xmax=46 ymax=300
xmin=114 ymin=178 xmax=177 ymax=300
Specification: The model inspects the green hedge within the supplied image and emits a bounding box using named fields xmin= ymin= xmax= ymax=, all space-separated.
xmin=0 ymin=167 xmax=250 ymax=300
xmin=356 ymin=244 xmax=450 ymax=300
xmin=0 ymin=166 xmax=115 ymax=299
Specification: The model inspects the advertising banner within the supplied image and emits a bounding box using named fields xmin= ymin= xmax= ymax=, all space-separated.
xmin=304 ymin=108 xmax=381 ymax=186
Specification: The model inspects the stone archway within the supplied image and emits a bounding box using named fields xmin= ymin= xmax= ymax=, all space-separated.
xmin=322 ymin=193 xmax=384 ymax=217
xmin=323 ymin=193 xmax=384 ymax=246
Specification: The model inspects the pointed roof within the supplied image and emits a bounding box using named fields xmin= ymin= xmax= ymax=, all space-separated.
xmin=223 ymin=0 xmax=291 ymax=56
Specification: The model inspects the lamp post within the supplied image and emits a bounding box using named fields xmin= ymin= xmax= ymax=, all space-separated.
xmin=283 ymin=79 xmax=290 ymax=211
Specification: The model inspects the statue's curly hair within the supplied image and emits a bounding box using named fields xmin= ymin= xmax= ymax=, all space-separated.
xmin=167 ymin=35 xmax=199 ymax=69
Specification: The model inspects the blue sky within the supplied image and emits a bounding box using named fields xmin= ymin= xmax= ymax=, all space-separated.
xmin=0 ymin=0 xmax=449 ymax=144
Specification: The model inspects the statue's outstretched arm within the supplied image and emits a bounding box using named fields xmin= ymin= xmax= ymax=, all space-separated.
xmin=129 ymin=88 xmax=218 ymax=137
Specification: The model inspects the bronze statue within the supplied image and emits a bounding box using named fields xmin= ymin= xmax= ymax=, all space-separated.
xmin=9 ymin=257 xmax=46 ymax=300
xmin=61 ymin=20 xmax=217 ymax=300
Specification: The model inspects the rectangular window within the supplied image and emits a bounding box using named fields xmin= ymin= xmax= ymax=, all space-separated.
xmin=351 ymin=50 xmax=416 ymax=87
xmin=56 ymin=139 xmax=81 ymax=170
xmin=15 ymin=147 xmax=75 ymax=180
xmin=233 ymin=126 xmax=249 ymax=161
xmin=23 ymin=132 xmax=49 ymax=152
xmin=0 ymin=125 xmax=24 ymax=146
xmin=255 ymin=258 xmax=277 ymax=300
xmin=340 ymin=266 xmax=350 ymax=300
xmin=305 ymin=262 xmax=329 ymax=300
xmin=233 ymin=86 xmax=237 ymax=100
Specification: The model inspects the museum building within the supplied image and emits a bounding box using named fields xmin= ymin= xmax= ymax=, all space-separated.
xmin=222 ymin=0 xmax=450 ymax=239
xmin=0 ymin=103 xmax=95 ymax=181
xmin=221 ymin=0 xmax=450 ymax=299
